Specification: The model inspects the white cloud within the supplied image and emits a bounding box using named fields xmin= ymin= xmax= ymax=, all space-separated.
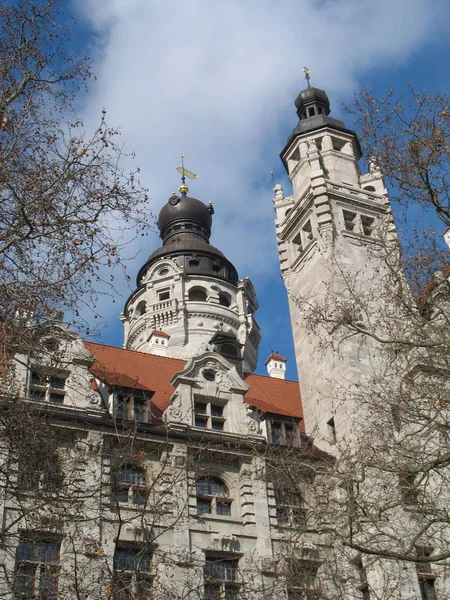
xmin=74 ymin=0 xmax=448 ymax=335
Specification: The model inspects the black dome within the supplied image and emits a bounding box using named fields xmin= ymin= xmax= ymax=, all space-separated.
xmin=158 ymin=194 xmax=212 ymax=238
xmin=135 ymin=190 xmax=239 ymax=285
xmin=295 ymin=86 xmax=329 ymax=111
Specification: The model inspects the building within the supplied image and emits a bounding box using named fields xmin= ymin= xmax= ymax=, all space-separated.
xmin=0 ymin=78 xmax=448 ymax=600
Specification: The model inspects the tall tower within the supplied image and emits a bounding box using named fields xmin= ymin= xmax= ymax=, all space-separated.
xmin=121 ymin=176 xmax=260 ymax=375
xmin=275 ymin=78 xmax=393 ymax=449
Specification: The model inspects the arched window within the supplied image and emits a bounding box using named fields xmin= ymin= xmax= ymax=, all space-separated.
xmin=363 ymin=185 xmax=376 ymax=192
xmin=188 ymin=287 xmax=207 ymax=302
xmin=218 ymin=293 xmax=231 ymax=308
xmin=135 ymin=301 xmax=147 ymax=317
xmin=113 ymin=465 xmax=147 ymax=505
xmin=196 ymin=477 xmax=231 ymax=516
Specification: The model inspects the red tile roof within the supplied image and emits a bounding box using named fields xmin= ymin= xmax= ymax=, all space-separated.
xmin=84 ymin=342 xmax=303 ymax=422
xmin=244 ymin=373 xmax=303 ymax=424
xmin=264 ymin=352 xmax=287 ymax=365
xmin=151 ymin=330 xmax=170 ymax=339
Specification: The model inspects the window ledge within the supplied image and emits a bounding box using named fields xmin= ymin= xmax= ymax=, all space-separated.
xmin=193 ymin=513 xmax=243 ymax=525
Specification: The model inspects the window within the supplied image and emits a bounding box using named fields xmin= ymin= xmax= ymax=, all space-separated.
xmin=29 ymin=371 xmax=66 ymax=405
xmin=188 ymin=287 xmax=208 ymax=302
xmin=343 ymin=210 xmax=357 ymax=232
xmin=416 ymin=548 xmax=437 ymax=600
xmin=15 ymin=537 xmax=60 ymax=599
xmin=112 ymin=466 xmax=147 ymax=506
xmin=188 ymin=259 xmax=200 ymax=267
xmin=399 ymin=473 xmax=418 ymax=505
xmin=274 ymin=487 xmax=307 ymax=529
xmin=355 ymin=556 xmax=370 ymax=600
xmin=114 ymin=546 xmax=152 ymax=600
xmin=219 ymin=293 xmax=231 ymax=308
xmin=361 ymin=216 xmax=374 ymax=236
xmin=327 ymin=418 xmax=337 ymax=445
xmin=204 ymin=556 xmax=239 ymax=599
xmin=17 ymin=445 xmax=63 ymax=495
xmin=196 ymin=477 xmax=232 ymax=517
xmin=158 ymin=289 xmax=170 ymax=301
xmin=302 ymin=220 xmax=313 ymax=244
xmin=116 ymin=391 xmax=150 ymax=423
xmin=270 ymin=420 xmax=299 ymax=446
xmin=292 ymin=232 xmax=303 ymax=254
xmin=134 ymin=301 xmax=146 ymax=317
xmin=194 ymin=397 xmax=226 ymax=431
xmin=286 ymin=560 xmax=320 ymax=600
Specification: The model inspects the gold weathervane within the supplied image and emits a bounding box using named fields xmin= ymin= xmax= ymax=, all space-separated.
xmin=176 ymin=154 xmax=197 ymax=196
xmin=303 ymin=66 xmax=311 ymax=88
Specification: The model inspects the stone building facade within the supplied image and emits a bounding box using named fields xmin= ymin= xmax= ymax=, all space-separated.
xmin=0 ymin=79 xmax=448 ymax=600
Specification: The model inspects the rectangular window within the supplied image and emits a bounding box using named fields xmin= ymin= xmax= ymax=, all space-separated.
xmin=15 ymin=538 xmax=60 ymax=599
xmin=274 ymin=487 xmax=306 ymax=528
xmin=416 ymin=548 xmax=437 ymax=600
xmin=270 ymin=420 xmax=299 ymax=446
xmin=115 ymin=391 xmax=150 ymax=424
xmin=286 ymin=560 xmax=319 ymax=600
xmin=399 ymin=473 xmax=418 ymax=504
xmin=204 ymin=556 xmax=239 ymax=599
xmin=158 ymin=289 xmax=170 ymax=301
xmin=114 ymin=547 xmax=152 ymax=600
xmin=29 ymin=371 xmax=66 ymax=405
xmin=194 ymin=397 xmax=226 ymax=431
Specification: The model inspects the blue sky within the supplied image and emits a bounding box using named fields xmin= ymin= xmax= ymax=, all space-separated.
xmin=72 ymin=0 xmax=450 ymax=380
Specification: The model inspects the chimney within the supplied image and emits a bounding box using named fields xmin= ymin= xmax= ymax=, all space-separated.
xmin=148 ymin=330 xmax=170 ymax=356
xmin=265 ymin=352 xmax=287 ymax=379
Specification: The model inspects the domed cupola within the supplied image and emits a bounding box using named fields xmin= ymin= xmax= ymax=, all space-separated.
xmin=121 ymin=159 xmax=261 ymax=373
xmin=137 ymin=180 xmax=238 ymax=285
xmin=295 ymin=85 xmax=330 ymax=120
xmin=281 ymin=67 xmax=361 ymax=169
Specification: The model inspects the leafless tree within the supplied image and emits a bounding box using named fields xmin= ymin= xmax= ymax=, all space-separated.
xmin=0 ymin=0 xmax=150 ymax=368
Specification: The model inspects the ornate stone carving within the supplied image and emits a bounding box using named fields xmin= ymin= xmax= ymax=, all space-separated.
xmin=245 ymin=405 xmax=261 ymax=435
xmin=166 ymin=392 xmax=183 ymax=422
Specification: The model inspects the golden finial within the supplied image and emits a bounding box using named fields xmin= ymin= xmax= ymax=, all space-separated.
xmin=176 ymin=154 xmax=197 ymax=196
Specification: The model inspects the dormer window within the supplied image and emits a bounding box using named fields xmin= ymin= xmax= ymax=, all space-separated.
xmin=269 ymin=419 xmax=299 ymax=446
xmin=29 ymin=371 xmax=66 ymax=405
xmin=116 ymin=390 xmax=150 ymax=423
